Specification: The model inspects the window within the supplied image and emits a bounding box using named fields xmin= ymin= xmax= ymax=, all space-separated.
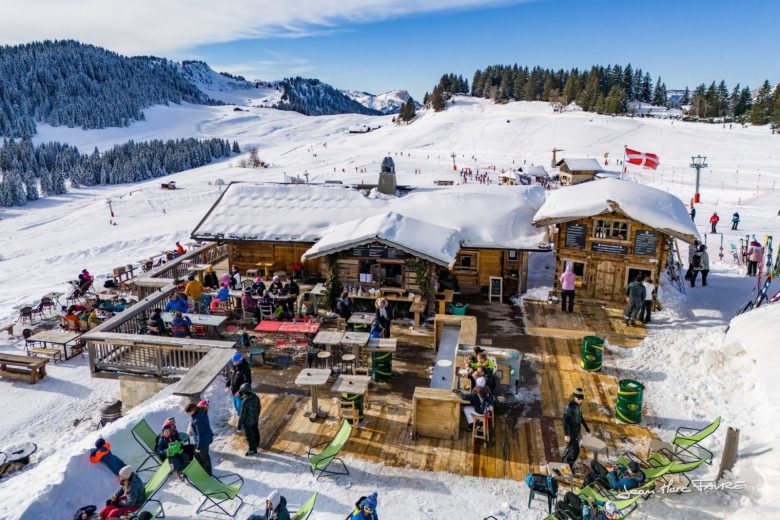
xmin=456 ymin=252 xmax=479 ymax=272
xmin=593 ymin=219 xmax=630 ymax=241
xmin=507 ymin=250 xmax=518 ymax=261
xmin=626 ymin=267 xmax=652 ymax=285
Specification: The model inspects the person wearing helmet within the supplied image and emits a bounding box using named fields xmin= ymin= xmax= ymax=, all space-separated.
xmin=237 ymin=382 xmax=261 ymax=456
xmin=226 ymin=352 xmax=252 ymax=414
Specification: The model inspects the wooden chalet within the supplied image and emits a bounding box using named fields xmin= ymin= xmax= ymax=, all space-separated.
xmin=533 ymin=179 xmax=700 ymax=306
xmin=555 ymin=158 xmax=605 ymax=185
xmin=190 ymin=182 xmax=549 ymax=301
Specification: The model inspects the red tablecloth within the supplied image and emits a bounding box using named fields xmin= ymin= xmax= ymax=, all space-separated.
xmin=254 ymin=321 xmax=282 ymax=332
xmin=278 ymin=321 xmax=321 ymax=334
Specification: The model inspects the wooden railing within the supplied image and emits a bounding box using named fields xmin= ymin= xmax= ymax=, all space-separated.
xmin=131 ymin=242 xmax=227 ymax=299
xmin=85 ymin=332 xmax=235 ymax=380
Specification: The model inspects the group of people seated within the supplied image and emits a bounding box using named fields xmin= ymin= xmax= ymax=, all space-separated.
xmin=60 ymin=295 xmax=126 ymax=332
xmin=241 ymin=275 xmax=301 ymax=321
xmin=452 ymin=346 xmax=500 ymax=431
xmin=334 ymin=291 xmax=393 ymax=338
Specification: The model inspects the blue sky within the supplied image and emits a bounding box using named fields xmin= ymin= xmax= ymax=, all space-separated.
xmin=3 ymin=0 xmax=778 ymax=101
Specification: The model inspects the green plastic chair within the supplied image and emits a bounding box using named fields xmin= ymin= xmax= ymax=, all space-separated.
xmin=672 ymin=416 xmax=721 ymax=462
xmin=132 ymin=419 xmax=162 ymax=473
xmin=578 ymin=486 xmax=643 ymax=517
xmin=183 ymin=458 xmax=244 ymax=517
xmin=648 ymin=451 xmax=708 ymax=474
xmin=135 ymin=459 xmax=171 ymax=518
xmin=291 ymin=492 xmax=318 ymax=520
xmin=307 ymin=420 xmax=353 ymax=479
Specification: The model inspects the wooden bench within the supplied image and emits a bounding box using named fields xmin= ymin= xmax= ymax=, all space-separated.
xmin=0 ymin=322 xmax=14 ymax=336
xmin=171 ymin=348 xmax=236 ymax=403
xmin=0 ymin=353 xmax=48 ymax=384
xmin=28 ymin=347 xmax=63 ymax=363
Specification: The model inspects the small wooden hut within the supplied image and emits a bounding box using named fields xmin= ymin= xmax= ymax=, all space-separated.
xmin=533 ymin=179 xmax=700 ymax=306
xmin=555 ymin=158 xmax=604 ymax=185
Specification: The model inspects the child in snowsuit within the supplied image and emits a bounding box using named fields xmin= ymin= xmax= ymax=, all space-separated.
xmin=89 ymin=438 xmax=126 ymax=476
xmin=349 ymin=492 xmax=379 ymax=520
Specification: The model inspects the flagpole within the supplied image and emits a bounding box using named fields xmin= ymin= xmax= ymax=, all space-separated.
xmin=621 ymin=145 xmax=626 ymax=180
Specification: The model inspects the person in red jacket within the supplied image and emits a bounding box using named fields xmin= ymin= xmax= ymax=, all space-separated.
xmin=175 ymin=241 xmax=185 ymax=256
xmin=709 ymin=212 xmax=719 ymax=234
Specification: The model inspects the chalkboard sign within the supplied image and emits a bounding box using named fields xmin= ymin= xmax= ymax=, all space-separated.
xmin=564 ymin=223 xmax=587 ymax=249
xmin=591 ymin=242 xmax=628 ymax=255
xmin=489 ymin=276 xmax=503 ymax=303
xmin=633 ymin=230 xmax=658 ymax=256
xmin=351 ymin=242 xmax=409 ymax=259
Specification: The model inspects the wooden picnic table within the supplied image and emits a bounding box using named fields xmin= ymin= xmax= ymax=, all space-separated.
xmin=254 ymin=321 xmax=282 ymax=333
xmin=347 ymin=312 xmax=375 ymax=326
xmin=27 ymin=330 xmax=83 ymax=360
xmin=0 ymin=352 xmax=48 ymax=384
xmin=295 ymin=368 xmax=331 ymax=420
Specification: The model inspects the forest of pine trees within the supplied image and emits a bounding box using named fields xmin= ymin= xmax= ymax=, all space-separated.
xmin=0 ymin=40 xmax=218 ymax=137
xmin=0 ymin=137 xmax=235 ymax=207
xmin=397 ymin=99 xmax=417 ymax=123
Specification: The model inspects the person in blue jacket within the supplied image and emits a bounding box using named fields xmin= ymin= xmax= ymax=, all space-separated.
xmin=164 ymin=293 xmax=189 ymax=313
xmin=89 ymin=438 xmax=126 ymax=475
xmin=156 ymin=419 xmax=190 ymax=478
xmin=606 ymin=461 xmax=645 ymax=491
xmin=349 ymin=492 xmax=378 ymax=520
xmin=171 ymin=311 xmax=192 ymax=338
xmin=185 ymin=401 xmax=214 ymax=476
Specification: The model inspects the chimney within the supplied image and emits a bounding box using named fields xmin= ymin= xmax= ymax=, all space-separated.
xmin=377 ymin=156 xmax=397 ymax=195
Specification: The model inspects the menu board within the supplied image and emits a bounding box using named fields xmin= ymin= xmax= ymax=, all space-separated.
xmin=591 ymin=242 xmax=628 ymax=255
xmin=564 ymin=223 xmax=587 ymax=249
xmin=489 ymin=276 xmax=503 ymax=303
xmin=633 ymin=230 xmax=658 ymax=256
xmin=351 ymin=242 xmax=409 ymax=259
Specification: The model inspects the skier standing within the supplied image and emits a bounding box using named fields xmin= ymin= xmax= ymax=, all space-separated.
xmin=709 ymin=212 xmax=720 ymax=234
xmin=690 ymin=245 xmax=710 ymax=287
xmin=624 ymin=276 xmax=646 ymax=326
xmin=562 ymin=388 xmax=590 ymax=471
xmin=747 ymin=239 xmax=763 ymax=277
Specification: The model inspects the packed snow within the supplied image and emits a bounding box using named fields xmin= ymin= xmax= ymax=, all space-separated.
xmin=2 ymin=96 xmax=780 ymax=519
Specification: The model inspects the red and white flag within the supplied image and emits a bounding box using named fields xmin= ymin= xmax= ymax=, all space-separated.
xmin=625 ymin=147 xmax=660 ymax=170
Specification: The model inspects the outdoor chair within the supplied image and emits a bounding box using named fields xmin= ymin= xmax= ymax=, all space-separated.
xmin=17 ymin=307 xmax=34 ymax=325
xmin=138 ymin=459 xmax=172 ymax=518
xmin=259 ymin=305 xmax=274 ymax=321
xmin=39 ymin=297 xmax=56 ymax=315
xmin=307 ymin=420 xmax=353 ymax=479
xmin=577 ymin=486 xmax=643 ymax=518
xmin=670 ymin=416 xmax=721 ymax=462
xmin=191 ymin=324 xmax=208 ymax=337
xmin=643 ymin=445 xmax=709 ymax=488
xmin=131 ymin=419 xmax=162 ymax=473
xmin=591 ymin=460 xmax=672 ymax=502
xmin=183 ymin=458 xmax=244 ymax=517
xmin=291 ymin=492 xmax=318 ymax=520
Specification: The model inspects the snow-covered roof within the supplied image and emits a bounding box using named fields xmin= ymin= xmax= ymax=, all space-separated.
xmin=524 ymin=165 xmax=549 ymax=177
xmin=556 ymin=158 xmax=603 ymax=172
xmin=302 ymin=211 xmax=461 ymax=266
xmin=533 ymin=178 xmax=700 ymax=243
xmin=192 ymin=182 xmax=548 ymax=251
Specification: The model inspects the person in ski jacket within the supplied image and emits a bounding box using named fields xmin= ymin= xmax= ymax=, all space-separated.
xmin=747 ymin=240 xmax=763 ymax=277
xmin=184 ymin=274 xmax=204 ymax=300
xmin=98 ymin=465 xmax=145 ymax=519
xmin=164 ymin=293 xmax=188 ymax=313
xmin=690 ymin=245 xmax=710 ymax=287
xmin=175 ymin=242 xmax=185 ymax=256
xmin=731 ymin=212 xmax=740 ymax=230
xmin=156 ymin=419 xmax=190 ymax=475
xmin=349 ymin=492 xmax=379 ymax=520
xmin=248 ymin=490 xmax=291 ymax=520
xmin=229 ymin=267 xmax=242 ymax=290
xmin=454 ymin=385 xmax=493 ymax=430
xmin=562 ymin=388 xmax=590 ymax=470
xmin=186 ymin=402 xmax=214 ymax=475
xmin=607 ymin=461 xmax=646 ymax=491
xmin=375 ymin=298 xmax=392 ymax=338
xmin=559 ymin=262 xmax=576 ymax=313
xmin=624 ymin=276 xmax=646 ymax=325
xmin=689 ymin=206 xmax=696 ymax=221
xmin=89 ymin=438 xmax=126 ymax=476
xmin=171 ymin=312 xmax=192 ymax=338
xmin=640 ymin=277 xmax=655 ymax=324
xmin=709 ymin=212 xmax=719 ymax=233
xmin=203 ymin=266 xmax=220 ymax=289
xmin=226 ymin=352 xmax=252 ymax=413
xmin=237 ymin=383 xmax=261 ymax=455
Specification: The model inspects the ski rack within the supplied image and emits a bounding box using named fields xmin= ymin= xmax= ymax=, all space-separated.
xmin=665 ymin=237 xmax=687 ymax=295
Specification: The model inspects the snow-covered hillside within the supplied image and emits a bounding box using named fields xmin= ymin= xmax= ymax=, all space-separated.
xmin=181 ymin=60 xmax=282 ymax=107
xmin=4 ymin=96 xmax=780 ymax=519
xmin=342 ymin=89 xmax=418 ymax=114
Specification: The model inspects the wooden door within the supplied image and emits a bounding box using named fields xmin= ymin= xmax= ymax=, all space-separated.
xmin=593 ymin=260 xmax=618 ymax=302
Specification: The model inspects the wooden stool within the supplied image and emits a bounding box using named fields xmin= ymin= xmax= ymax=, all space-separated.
xmin=316 ymin=351 xmax=331 ymax=370
xmin=340 ymin=354 xmax=356 ymax=374
xmin=472 ymin=414 xmax=489 ymax=446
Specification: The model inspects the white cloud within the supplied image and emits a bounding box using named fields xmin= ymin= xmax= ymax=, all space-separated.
xmin=0 ymin=0 xmax=529 ymax=56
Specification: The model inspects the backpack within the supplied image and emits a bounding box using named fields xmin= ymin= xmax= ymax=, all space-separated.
xmin=692 ymin=252 xmax=702 ymax=268
xmin=554 ymin=491 xmax=583 ymax=518
xmin=525 ymin=472 xmax=558 ymax=496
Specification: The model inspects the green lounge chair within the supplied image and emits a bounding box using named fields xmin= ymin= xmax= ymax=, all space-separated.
xmin=132 ymin=459 xmax=172 ymax=518
xmin=578 ymin=485 xmax=643 ymax=517
xmin=183 ymin=458 xmax=244 ymax=517
xmin=307 ymin=420 xmax=352 ymax=479
xmin=291 ymin=492 xmax=318 ymax=520
xmin=132 ymin=419 xmax=162 ymax=474
xmin=672 ymin=416 xmax=721 ymax=462
xmin=645 ymin=449 xmax=709 ymax=489
xmin=592 ymin=457 xmax=672 ymax=503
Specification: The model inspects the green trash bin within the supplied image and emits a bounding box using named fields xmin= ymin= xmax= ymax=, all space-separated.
xmin=371 ymin=351 xmax=393 ymax=382
xmin=580 ymin=336 xmax=604 ymax=372
xmin=615 ymin=379 xmax=645 ymax=424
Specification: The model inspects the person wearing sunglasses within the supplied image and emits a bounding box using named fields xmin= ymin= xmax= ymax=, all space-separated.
xmin=349 ymin=491 xmax=378 ymax=520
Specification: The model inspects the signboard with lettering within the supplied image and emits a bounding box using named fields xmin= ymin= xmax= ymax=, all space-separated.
xmin=351 ymin=242 xmax=409 ymax=259
xmin=633 ymin=230 xmax=658 ymax=256
xmin=564 ymin=223 xmax=587 ymax=249
xmin=591 ymin=242 xmax=628 ymax=255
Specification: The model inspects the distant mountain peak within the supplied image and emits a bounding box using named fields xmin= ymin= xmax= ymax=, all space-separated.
xmin=342 ymin=89 xmax=419 ymax=114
